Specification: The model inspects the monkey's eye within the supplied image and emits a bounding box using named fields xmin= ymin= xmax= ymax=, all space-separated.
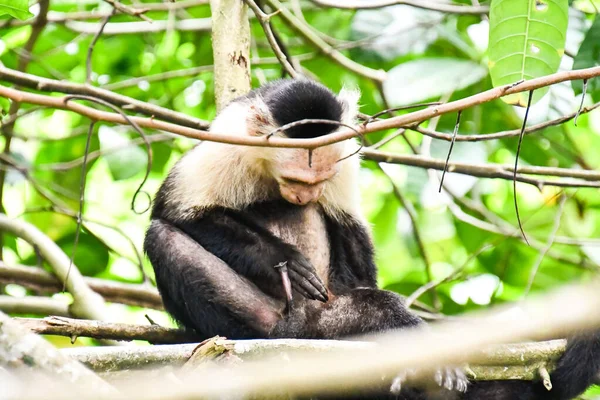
xmin=282 ymin=177 xmax=309 ymax=186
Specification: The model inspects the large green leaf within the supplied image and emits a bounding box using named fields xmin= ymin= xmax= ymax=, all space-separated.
xmin=488 ymin=0 xmax=568 ymax=106
xmin=0 ymin=0 xmax=33 ymax=20
xmin=384 ymin=58 xmax=488 ymax=106
xmin=98 ymin=126 xmax=148 ymax=181
xmin=572 ymin=17 xmax=600 ymax=100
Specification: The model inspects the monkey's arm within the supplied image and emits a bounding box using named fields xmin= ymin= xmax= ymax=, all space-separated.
xmin=144 ymin=218 xmax=284 ymax=337
xmin=170 ymin=209 xmax=328 ymax=302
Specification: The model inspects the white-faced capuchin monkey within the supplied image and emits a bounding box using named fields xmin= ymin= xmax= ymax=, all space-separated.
xmin=144 ymin=79 xmax=600 ymax=399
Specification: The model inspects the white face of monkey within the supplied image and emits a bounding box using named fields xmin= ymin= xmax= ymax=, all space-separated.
xmin=269 ymin=145 xmax=344 ymax=206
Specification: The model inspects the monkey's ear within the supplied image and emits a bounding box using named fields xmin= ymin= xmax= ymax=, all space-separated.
xmin=247 ymin=101 xmax=275 ymax=136
xmin=339 ymin=86 xmax=361 ymax=125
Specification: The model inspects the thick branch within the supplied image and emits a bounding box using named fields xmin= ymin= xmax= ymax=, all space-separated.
xmin=16 ymin=316 xmax=195 ymax=344
xmin=210 ymin=0 xmax=251 ymax=110
xmin=0 ymin=214 xmax=107 ymax=321
xmin=0 ymin=263 xmax=163 ymax=309
xmin=0 ymin=311 xmax=115 ymax=394
xmin=0 ymin=66 xmax=209 ymax=130
xmin=62 ymin=337 xmax=567 ymax=382
xmin=65 ymin=17 xmax=211 ymax=35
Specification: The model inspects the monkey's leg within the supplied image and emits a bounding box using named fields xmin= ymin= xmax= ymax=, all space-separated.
xmin=144 ymin=219 xmax=284 ymax=338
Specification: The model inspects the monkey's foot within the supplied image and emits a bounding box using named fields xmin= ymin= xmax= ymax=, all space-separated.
xmin=390 ymin=366 xmax=468 ymax=394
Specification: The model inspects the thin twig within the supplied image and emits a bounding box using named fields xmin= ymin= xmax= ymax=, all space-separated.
xmin=243 ymin=0 xmax=298 ymax=78
xmin=523 ymin=193 xmax=568 ymax=297
xmin=514 ymin=90 xmax=535 ymax=245
xmin=410 ymin=101 xmax=600 ymax=142
xmin=102 ymin=0 xmax=153 ymax=22
xmin=266 ymin=0 xmax=386 ymax=82
xmin=574 ymin=79 xmax=588 ymax=126
xmin=63 ymin=95 xmax=153 ymax=214
xmin=86 ymin=10 xmax=115 ymax=84
xmin=63 ymin=122 xmax=96 ymax=292
xmin=438 ymin=110 xmax=461 ymax=192
xmin=309 ymin=0 xmax=489 ymax=14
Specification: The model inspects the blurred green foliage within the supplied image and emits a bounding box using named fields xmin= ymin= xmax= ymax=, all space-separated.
xmin=0 ymin=1 xmax=600 ymax=347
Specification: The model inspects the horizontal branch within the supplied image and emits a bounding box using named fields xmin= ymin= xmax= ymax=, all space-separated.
xmin=0 ymin=295 xmax=70 ymax=317
xmin=16 ymin=316 xmax=195 ymax=344
xmin=5 ymin=67 xmax=600 ymax=149
xmin=4 ymin=66 xmax=600 ymax=150
xmin=410 ymin=101 xmax=600 ymax=142
xmin=0 ymin=66 xmax=209 ymax=130
xmin=1 ymin=86 xmax=598 ymax=188
xmin=62 ymin=336 xmax=566 ymax=382
xmin=65 ymin=17 xmax=212 ymax=35
xmin=5 ymin=282 xmax=600 ymax=399
xmin=362 ymin=149 xmax=600 ymax=188
xmin=0 ymin=263 xmax=163 ymax=309
xmin=309 ymin=0 xmax=489 ymax=14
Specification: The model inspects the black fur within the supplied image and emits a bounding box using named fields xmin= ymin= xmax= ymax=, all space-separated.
xmin=144 ymin=80 xmax=600 ymax=400
xmin=249 ymin=79 xmax=344 ymax=139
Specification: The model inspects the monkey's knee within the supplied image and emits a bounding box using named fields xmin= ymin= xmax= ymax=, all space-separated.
xmin=343 ymin=288 xmax=424 ymax=331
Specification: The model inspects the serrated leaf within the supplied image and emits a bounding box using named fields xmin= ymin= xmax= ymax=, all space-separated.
xmin=0 ymin=0 xmax=33 ymax=20
xmin=98 ymin=126 xmax=148 ymax=181
xmin=572 ymin=17 xmax=600 ymax=101
xmin=488 ymin=0 xmax=568 ymax=106
xmin=383 ymin=58 xmax=488 ymax=106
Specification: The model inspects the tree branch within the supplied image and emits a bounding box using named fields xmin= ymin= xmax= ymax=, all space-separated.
xmin=0 ymin=215 xmax=107 ymax=321
xmin=2 ymin=66 xmax=600 ymax=149
xmin=0 ymin=311 xmax=115 ymax=394
xmin=266 ymin=0 xmax=386 ymax=82
xmin=209 ymin=0 xmax=251 ymax=110
xmin=0 ymin=263 xmax=163 ymax=310
xmin=363 ymin=148 xmax=600 ymax=188
xmin=16 ymin=316 xmax=196 ymax=344
xmin=0 ymin=65 xmax=209 ymax=130
xmin=0 ymin=295 xmax=70 ymax=317
xmin=64 ymin=17 xmax=211 ymax=35
xmin=309 ymin=0 xmax=489 ymax=14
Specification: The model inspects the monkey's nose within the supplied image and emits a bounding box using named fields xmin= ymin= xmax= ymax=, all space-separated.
xmin=279 ymin=184 xmax=323 ymax=206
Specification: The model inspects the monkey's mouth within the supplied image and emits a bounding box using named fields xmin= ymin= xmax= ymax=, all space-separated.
xmin=279 ymin=182 xmax=325 ymax=206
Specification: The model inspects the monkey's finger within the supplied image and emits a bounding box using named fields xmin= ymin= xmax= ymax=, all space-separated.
xmin=288 ymin=270 xmax=326 ymax=302
xmin=289 ymin=260 xmax=328 ymax=301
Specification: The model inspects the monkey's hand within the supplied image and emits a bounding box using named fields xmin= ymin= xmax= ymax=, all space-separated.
xmin=390 ymin=366 xmax=468 ymax=394
xmin=277 ymin=251 xmax=328 ymax=303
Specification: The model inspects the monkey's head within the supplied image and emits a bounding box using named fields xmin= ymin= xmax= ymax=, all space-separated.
xmin=211 ymin=79 xmax=360 ymax=207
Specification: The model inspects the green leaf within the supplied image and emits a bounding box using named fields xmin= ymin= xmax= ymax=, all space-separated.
xmin=98 ymin=126 xmax=148 ymax=181
xmin=0 ymin=96 xmax=10 ymax=114
xmin=0 ymin=0 xmax=33 ymax=20
xmin=488 ymin=0 xmax=569 ymax=106
xmin=383 ymin=58 xmax=487 ymax=106
xmin=572 ymin=17 xmax=600 ymax=101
